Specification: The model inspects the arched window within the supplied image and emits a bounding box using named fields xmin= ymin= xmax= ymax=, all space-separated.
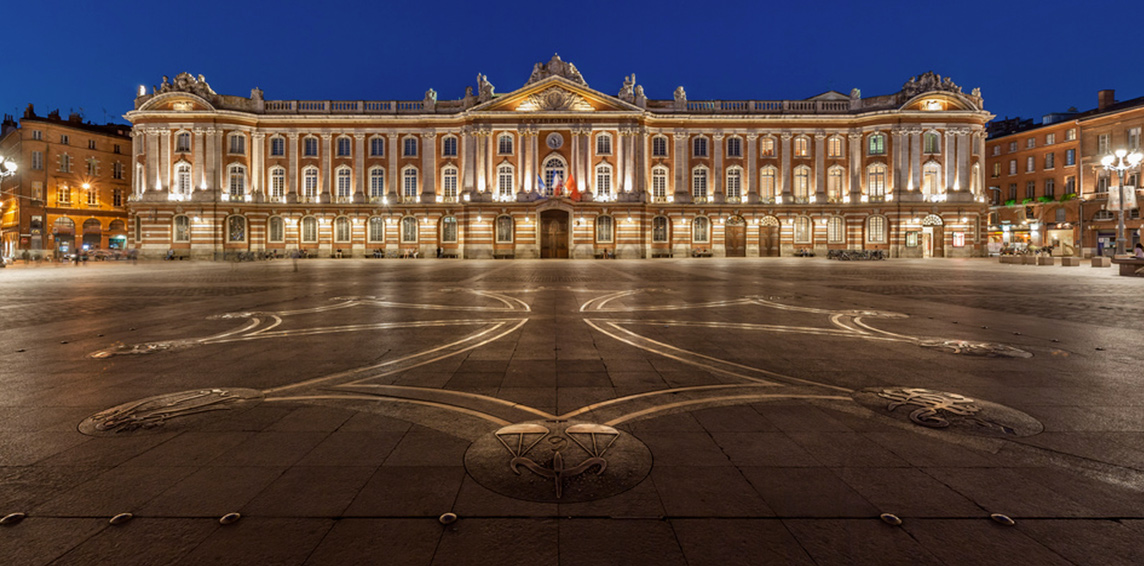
xmin=441 ymin=216 xmax=458 ymax=243
xmin=760 ymin=166 xmax=777 ymax=202
xmin=442 ymin=135 xmax=458 ymax=157
xmin=175 ymin=132 xmax=191 ymax=153
xmin=652 ymin=135 xmax=668 ymax=157
xmin=543 ymin=157 xmax=565 ymax=195
xmin=301 ymin=216 xmax=318 ymax=243
xmin=303 ymin=166 xmax=319 ymax=200
xmin=692 ymin=216 xmax=710 ymax=243
xmin=227 ymin=215 xmax=246 ymax=242
xmin=403 ymin=167 xmax=419 ymax=199
xmin=595 ymin=163 xmax=613 ymax=200
xmin=369 ymin=167 xmax=385 ymax=200
xmin=827 ymin=136 xmax=843 ymax=158
xmin=334 ymin=217 xmax=351 ymax=243
xmin=692 ymin=166 xmax=708 ymax=200
xmin=596 ymin=216 xmax=613 ymax=243
xmin=268 ymin=217 xmax=284 ymax=243
xmin=793 ymin=166 xmax=810 ymax=202
xmin=441 ymin=166 xmax=458 ymax=201
xmin=651 ymin=166 xmax=669 ymax=201
xmin=336 ymin=136 xmax=351 ymax=157
xmin=794 ymin=216 xmax=812 ymax=244
xmin=497 ymin=164 xmax=514 ymax=200
xmin=336 ymin=167 xmax=352 ymax=200
xmin=173 ymin=215 xmax=190 ymax=242
xmin=794 ymin=136 xmax=810 ymax=157
xmin=868 ymin=133 xmax=886 ymax=155
xmin=828 ymin=216 xmax=845 ymax=244
xmin=270 ymin=136 xmax=285 ymax=156
xmin=726 ymin=167 xmax=743 ymax=201
xmin=495 ymin=215 xmax=514 ymax=243
xmin=269 ymin=167 xmax=286 ymax=200
xmin=867 ymin=164 xmax=886 ymax=200
xmin=228 ymin=165 xmax=246 ymax=198
xmin=175 ymin=162 xmax=192 ymax=197
xmin=368 ymin=217 xmax=385 ymax=243
xmin=652 ymin=216 xmax=669 ymax=243
xmin=922 ymin=162 xmax=941 ymax=196
xmin=867 ymin=215 xmax=887 ymax=243
xmin=403 ymin=136 xmax=418 ymax=157
xmin=370 ymin=136 xmax=385 ymax=157
xmin=726 ymin=137 xmax=742 ymax=158
xmin=497 ymin=134 xmax=514 ymax=155
xmin=596 ymin=133 xmax=613 ymax=155
xmin=693 ymin=136 xmax=708 ymax=157
xmin=827 ymin=167 xmax=844 ymax=202
xmin=401 ymin=217 xmax=418 ymax=243
xmin=760 ymin=136 xmax=776 ymax=157
xmin=303 ymin=136 xmax=319 ymax=157
xmin=924 ymin=132 xmax=941 ymax=154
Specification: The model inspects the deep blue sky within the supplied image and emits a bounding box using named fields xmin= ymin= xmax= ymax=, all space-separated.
xmin=4 ymin=0 xmax=1142 ymax=127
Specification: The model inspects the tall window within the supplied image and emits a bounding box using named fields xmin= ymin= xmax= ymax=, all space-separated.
xmin=442 ymin=136 xmax=458 ymax=157
xmin=1026 ymin=137 xmax=1036 ymax=149
xmin=404 ymin=167 xmax=419 ymax=199
xmin=760 ymin=137 xmax=776 ymax=157
xmin=113 ymin=162 xmax=124 ymax=179
xmin=229 ymin=134 xmax=245 ymax=154
xmin=827 ymin=168 xmax=844 ymax=202
xmin=57 ymin=185 xmax=71 ymax=204
xmin=726 ymin=168 xmax=742 ymax=201
xmin=301 ymin=217 xmax=318 ymax=243
xmin=497 ymin=134 xmax=513 ymax=155
xmin=652 ymin=216 xmax=669 ymax=243
xmin=827 ymin=136 xmax=843 ymax=158
xmin=793 ymin=137 xmax=809 ymax=157
xmin=368 ymin=217 xmax=385 ymax=242
xmin=441 ymin=216 xmax=458 ymax=243
xmin=1044 ymin=178 xmax=1055 ymax=197
xmin=692 ymin=217 xmax=709 ymax=243
xmin=334 ymin=217 xmax=350 ymax=242
xmin=692 ymin=166 xmax=708 ymax=200
xmin=336 ymin=137 xmax=351 ymax=157
xmin=922 ymin=162 xmax=941 ymax=196
xmin=867 ymin=215 xmax=886 ymax=243
xmin=828 ymin=216 xmax=844 ymax=244
xmin=760 ymin=167 xmax=777 ymax=202
xmin=595 ymin=163 xmax=612 ymax=199
xmin=1129 ymin=127 xmax=1141 ymax=149
xmin=86 ymin=157 xmax=98 ymax=176
xmin=442 ymin=166 xmax=458 ymax=201
xmin=401 ymin=217 xmax=418 ymax=243
xmin=867 ymin=164 xmax=886 ymax=199
xmin=32 ymin=151 xmax=42 ymax=170
xmin=113 ymin=189 xmax=122 ymax=206
xmin=369 ymin=167 xmax=385 ymax=199
xmin=175 ymin=132 xmax=191 ymax=152
xmin=60 ymin=153 xmax=71 ymax=173
xmin=268 ymin=217 xmax=284 ymax=243
xmin=1025 ymin=181 xmax=1036 ymax=200
xmin=652 ymin=135 xmax=668 ymax=157
xmin=596 ymin=216 xmax=613 ymax=243
xmin=303 ymin=167 xmax=319 ymax=200
xmin=497 ymin=164 xmax=513 ymax=199
xmin=693 ymin=137 xmax=708 ymax=157
xmin=1065 ymin=149 xmax=1076 ymax=166
xmin=496 ymin=215 xmax=514 ymax=243
xmin=304 ymin=137 xmax=318 ymax=156
xmin=793 ymin=166 xmax=810 ymax=201
xmin=596 ymin=133 xmax=612 ymax=155
xmin=175 ymin=163 xmax=192 ymax=197
xmin=1026 ymin=156 xmax=1035 ymax=172
xmin=651 ymin=166 xmax=668 ymax=201
xmin=270 ymin=167 xmax=285 ymax=200
xmin=1065 ymin=176 xmax=1076 ymax=195
xmin=227 ymin=215 xmax=246 ymax=242
xmin=543 ymin=157 xmax=565 ymax=194
xmin=868 ymin=133 xmax=885 ymax=155
xmin=794 ymin=216 xmax=811 ymax=244
xmin=173 ymin=216 xmax=190 ymax=242
xmin=403 ymin=137 xmax=418 ymax=157
xmin=726 ymin=137 xmax=742 ymax=158
xmin=86 ymin=187 xmax=98 ymax=206
xmin=336 ymin=168 xmax=352 ymax=199
xmin=270 ymin=136 xmax=285 ymax=156
xmin=1098 ymin=134 xmax=1110 ymax=155
xmin=1009 ymin=160 xmax=1017 ymax=175
xmin=370 ymin=137 xmax=385 ymax=157
xmin=1066 ymin=128 xmax=1076 ymax=141
xmin=228 ymin=165 xmax=245 ymax=197
xmin=1045 ymin=153 xmax=1055 ymax=169
xmin=923 ymin=132 xmax=940 ymax=154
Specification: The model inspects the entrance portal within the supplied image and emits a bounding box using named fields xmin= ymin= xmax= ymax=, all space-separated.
xmin=725 ymin=216 xmax=746 ymax=257
xmin=761 ymin=220 xmax=780 ymax=257
xmin=540 ymin=210 xmax=569 ymax=258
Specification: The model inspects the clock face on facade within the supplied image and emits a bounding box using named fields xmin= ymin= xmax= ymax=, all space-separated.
xmin=546 ymin=133 xmax=564 ymax=149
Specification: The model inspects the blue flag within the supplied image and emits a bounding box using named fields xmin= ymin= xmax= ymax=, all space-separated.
xmin=536 ymin=174 xmax=546 ymax=196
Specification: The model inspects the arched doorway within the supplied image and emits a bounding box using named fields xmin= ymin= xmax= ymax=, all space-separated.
xmin=725 ymin=216 xmax=746 ymax=257
xmin=82 ymin=219 xmax=103 ymax=250
xmin=760 ymin=216 xmax=780 ymax=257
xmin=540 ymin=209 xmax=569 ymax=258
xmin=921 ymin=214 xmax=944 ymax=258
xmin=108 ymin=219 xmax=127 ymax=250
xmin=53 ymin=217 xmax=76 ymax=257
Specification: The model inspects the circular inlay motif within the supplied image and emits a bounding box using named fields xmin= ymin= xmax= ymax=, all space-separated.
xmin=852 ymin=387 xmax=1042 ymax=438
xmin=916 ymin=339 xmax=1032 ymax=358
xmin=79 ymin=388 xmax=264 ymax=436
xmin=465 ymin=420 xmax=652 ymax=503
xmin=546 ymin=133 xmax=564 ymax=149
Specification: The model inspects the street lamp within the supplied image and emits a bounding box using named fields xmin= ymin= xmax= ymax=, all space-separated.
xmin=0 ymin=155 xmax=17 ymax=178
xmin=1100 ymin=148 xmax=1144 ymax=256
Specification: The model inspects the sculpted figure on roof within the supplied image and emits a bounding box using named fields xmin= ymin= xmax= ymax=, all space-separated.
xmin=525 ymin=54 xmax=588 ymax=87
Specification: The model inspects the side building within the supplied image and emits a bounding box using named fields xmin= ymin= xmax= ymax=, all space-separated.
xmin=124 ymin=57 xmax=992 ymax=260
xmin=0 ymin=106 xmax=133 ymax=259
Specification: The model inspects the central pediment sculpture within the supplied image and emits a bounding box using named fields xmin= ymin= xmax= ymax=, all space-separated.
xmin=517 ymin=87 xmax=595 ymax=112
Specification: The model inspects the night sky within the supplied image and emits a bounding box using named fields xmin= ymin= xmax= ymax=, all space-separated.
xmin=4 ymin=0 xmax=1142 ymax=128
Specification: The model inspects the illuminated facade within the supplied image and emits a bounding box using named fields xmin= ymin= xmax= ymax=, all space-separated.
xmin=125 ymin=56 xmax=992 ymax=260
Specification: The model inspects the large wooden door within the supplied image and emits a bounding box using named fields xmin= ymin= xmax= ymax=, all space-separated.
xmin=725 ymin=217 xmax=746 ymax=257
xmin=761 ymin=224 xmax=780 ymax=257
xmin=540 ymin=210 xmax=569 ymax=258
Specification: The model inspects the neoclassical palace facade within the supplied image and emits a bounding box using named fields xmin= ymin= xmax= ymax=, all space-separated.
xmin=125 ymin=56 xmax=992 ymax=260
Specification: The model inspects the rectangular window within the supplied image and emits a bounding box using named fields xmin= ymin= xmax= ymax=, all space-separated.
xmin=1026 ymin=138 xmax=1035 ymax=149
xmin=760 ymin=137 xmax=775 ymax=157
xmin=337 ymin=137 xmax=351 ymax=157
xmin=1065 ymin=128 xmax=1076 ymax=141
xmin=991 ymin=162 xmax=1000 ymax=178
xmin=113 ymin=189 xmax=123 ymax=206
xmin=370 ymin=138 xmax=384 ymax=157
xmin=304 ymin=138 xmax=318 ymax=156
xmin=1008 ymin=141 xmax=1017 ymax=152
xmin=1129 ymin=127 xmax=1141 ymax=149
xmin=87 ymin=159 xmax=97 ymax=176
xmin=60 ymin=134 xmax=69 ymax=145
xmin=1008 ymin=160 xmax=1017 ymax=175
xmin=1045 ymin=153 xmax=1054 ymax=169
xmin=1045 ymin=133 xmax=1055 ymax=145
xmin=727 ymin=137 xmax=742 ymax=158
xmin=32 ymin=151 xmax=43 ymax=170
xmin=403 ymin=137 xmax=418 ymax=157
xmin=1008 ymin=183 xmax=1017 ymax=201
xmin=1026 ymin=156 xmax=1035 ymax=172
xmin=32 ymin=181 xmax=43 ymax=200
xmin=1065 ymin=176 xmax=1076 ymax=195
xmin=270 ymin=137 xmax=284 ymax=156
xmin=988 ymin=186 xmax=1001 ymax=205
xmin=827 ymin=137 xmax=842 ymax=158
xmin=87 ymin=188 xmax=98 ymax=206
xmin=991 ymin=145 xmax=1000 ymax=156
xmin=442 ymin=137 xmax=457 ymax=157
xmin=113 ymin=162 xmax=123 ymax=179
xmin=60 ymin=154 xmax=71 ymax=173
xmin=793 ymin=137 xmax=808 ymax=157
xmin=653 ymin=137 xmax=668 ymax=157
xmin=1025 ymin=181 xmax=1035 ymax=200
xmin=1065 ymin=149 xmax=1075 ymax=166
xmin=1098 ymin=134 xmax=1110 ymax=155
xmin=88 ymin=140 xmax=97 ymax=150
xmin=229 ymin=134 xmax=245 ymax=154
xmin=1044 ymin=178 xmax=1055 ymax=197
xmin=113 ymin=144 xmax=121 ymax=154
xmin=32 ymin=130 xmax=42 ymax=141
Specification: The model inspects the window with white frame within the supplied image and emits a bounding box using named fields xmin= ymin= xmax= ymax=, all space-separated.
xmin=228 ymin=165 xmax=246 ymax=197
xmin=794 ymin=216 xmax=812 ymax=244
xmin=334 ymin=217 xmax=351 ymax=242
xmin=368 ymin=217 xmax=384 ymax=242
xmin=868 ymin=133 xmax=885 ymax=155
xmin=86 ymin=157 xmax=97 ymax=176
xmin=304 ymin=137 xmax=318 ymax=156
xmin=400 ymin=217 xmax=418 ymax=242
xmin=175 ymin=132 xmax=191 ymax=153
xmin=596 ymin=133 xmax=612 ymax=155
xmin=404 ymin=167 xmax=419 ymax=198
xmin=60 ymin=134 xmax=69 ymax=145
xmin=726 ymin=167 xmax=742 ymax=201
xmin=828 ymin=216 xmax=844 ymax=244
xmin=57 ymin=185 xmax=71 ymax=204
xmin=88 ymin=139 xmax=96 ymax=150
xmin=303 ymin=167 xmax=319 ymax=200
xmin=726 ymin=137 xmax=742 ymax=158
xmin=229 ymin=134 xmax=245 ymax=154
xmin=924 ymin=132 xmax=940 ymax=154
xmin=1098 ymin=134 xmax=1110 ymax=155
xmin=112 ymin=161 xmax=123 ymax=180
xmin=442 ymin=166 xmax=458 ymax=201
xmin=31 ymin=130 xmax=41 ymax=140
xmin=497 ymin=164 xmax=513 ymax=199
xmin=496 ymin=215 xmax=514 ymax=243
xmin=60 ymin=153 xmax=71 ymax=172
xmin=1045 ymin=152 xmax=1055 ymax=169
xmin=693 ymin=137 xmax=708 ymax=157
xmin=1065 ymin=149 xmax=1075 ymax=166
xmin=1044 ymin=178 xmax=1055 ymax=197
xmin=760 ymin=167 xmax=777 ymax=201
xmin=1045 ymin=132 xmax=1056 ymax=145
xmin=268 ymin=217 xmax=284 ymax=243
xmin=441 ymin=216 xmax=457 ymax=243
xmin=270 ymin=136 xmax=285 ymax=156
xmin=1008 ymin=141 xmax=1017 ymax=152
xmin=403 ymin=137 xmax=418 ymax=157
xmin=1026 ymin=137 xmax=1035 ymax=149
xmin=596 ymin=215 xmax=613 ymax=242
xmin=336 ymin=137 xmax=351 ymax=157
xmin=991 ymin=145 xmax=1000 ymax=156
xmin=32 ymin=151 xmax=42 ymax=170
xmin=175 ymin=163 xmax=192 ymax=197
xmin=827 ymin=167 xmax=844 ymax=202
xmin=1065 ymin=128 xmax=1076 ymax=141
xmin=1009 ymin=160 xmax=1017 ymax=175
xmin=336 ymin=167 xmax=352 ymax=199
xmin=651 ymin=166 xmax=668 ymax=201
xmin=270 ymin=167 xmax=285 ymax=200
xmin=652 ymin=135 xmax=668 ymax=157
xmin=867 ymin=164 xmax=886 ymax=199
xmin=827 ymin=136 xmax=843 ymax=158
xmin=692 ymin=217 xmax=709 ymax=243
xmin=370 ymin=137 xmax=384 ymax=157
xmin=369 ymin=167 xmax=385 ymax=199
xmin=543 ymin=157 xmax=565 ymax=195
xmin=867 ymin=215 xmax=886 ymax=243
xmin=227 ymin=215 xmax=246 ymax=242
xmin=497 ymin=134 xmax=514 ymax=155
xmin=595 ymin=163 xmax=612 ymax=199
xmin=692 ymin=166 xmax=708 ymax=199
xmin=1026 ymin=156 xmax=1035 ymax=172
xmin=794 ymin=136 xmax=809 ymax=157
xmin=760 ymin=136 xmax=776 ymax=157
xmin=652 ymin=216 xmax=669 ymax=243
xmin=922 ymin=162 xmax=941 ymax=196
xmin=1065 ymin=176 xmax=1076 ymax=195
xmin=1129 ymin=127 xmax=1141 ymax=149
xmin=86 ymin=186 xmax=98 ymax=206
xmin=301 ymin=217 xmax=318 ymax=243
xmin=173 ymin=215 xmax=190 ymax=242
xmin=442 ymin=135 xmax=458 ymax=157
xmin=793 ymin=166 xmax=810 ymax=201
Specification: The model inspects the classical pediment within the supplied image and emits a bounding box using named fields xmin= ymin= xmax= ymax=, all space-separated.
xmin=518 ymin=87 xmax=595 ymax=112
xmin=471 ymin=76 xmax=642 ymax=114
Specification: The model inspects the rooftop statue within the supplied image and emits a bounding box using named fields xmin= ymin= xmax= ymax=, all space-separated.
xmin=156 ymin=72 xmax=217 ymax=99
xmin=525 ymin=54 xmax=588 ymax=87
xmin=902 ymin=71 xmax=962 ymax=97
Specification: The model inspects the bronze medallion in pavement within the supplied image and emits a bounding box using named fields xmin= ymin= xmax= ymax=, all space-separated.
xmin=78 ymin=388 xmax=264 ymax=436
xmin=852 ymin=387 xmax=1042 ymax=437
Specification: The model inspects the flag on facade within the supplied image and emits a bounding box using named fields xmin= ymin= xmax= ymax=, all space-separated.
xmin=552 ymin=173 xmax=563 ymax=196
xmin=536 ymin=174 xmax=546 ymax=197
xmin=566 ymin=174 xmax=579 ymax=201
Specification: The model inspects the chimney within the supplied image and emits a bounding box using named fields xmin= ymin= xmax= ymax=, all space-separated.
xmin=1098 ymin=89 xmax=1116 ymax=111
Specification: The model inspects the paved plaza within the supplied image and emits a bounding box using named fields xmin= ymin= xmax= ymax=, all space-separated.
xmin=1 ymin=257 xmax=1142 ymax=565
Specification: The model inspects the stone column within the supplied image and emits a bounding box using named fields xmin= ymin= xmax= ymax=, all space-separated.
xmin=353 ymin=134 xmax=366 ymax=203
xmin=780 ymin=133 xmax=793 ymax=201
xmin=159 ymin=130 xmax=171 ymax=195
xmin=214 ymin=129 xmax=225 ymax=197
xmin=587 ymin=126 xmax=596 ymax=197
xmin=712 ymin=132 xmax=724 ymax=203
xmin=674 ymin=129 xmax=689 ymax=203
xmin=421 ymin=131 xmax=437 ymax=203
xmin=192 ymin=128 xmax=205 ymax=191
xmin=287 ymin=133 xmax=299 ymax=203
xmin=570 ymin=128 xmax=579 ymax=195
xmin=486 ymin=129 xmax=496 ymax=195
xmin=814 ymin=133 xmax=826 ymax=202
xmin=956 ymin=129 xmax=971 ymax=191
xmin=892 ymin=127 xmax=905 ymax=195
xmin=387 ymin=133 xmax=398 ymax=201
xmin=849 ymin=132 xmax=862 ymax=202
xmin=252 ymin=133 xmax=265 ymax=201
xmin=910 ymin=129 xmax=922 ymax=192
xmin=580 ymin=126 xmax=591 ymax=197
xmin=624 ymin=127 xmax=636 ymax=194
xmin=518 ymin=125 xmax=531 ymax=195
xmin=146 ymin=129 xmax=161 ymax=194
xmin=640 ymin=127 xmax=650 ymax=198
xmin=320 ymin=134 xmax=333 ymax=203
xmin=746 ymin=133 xmax=759 ymax=204
xmin=461 ymin=126 xmax=475 ymax=196
xmin=944 ymin=130 xmax=955 ymax=193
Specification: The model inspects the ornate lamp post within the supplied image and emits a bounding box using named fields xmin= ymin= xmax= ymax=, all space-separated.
xmin=1100 ymin=149 xmax=1143 ymax=256
xmin=0 ymin=155 xmax=16 ymax=179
